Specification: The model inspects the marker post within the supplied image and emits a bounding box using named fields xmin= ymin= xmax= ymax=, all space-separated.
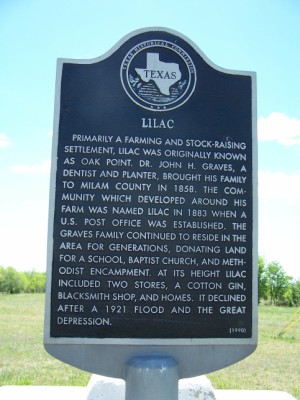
xmin=126 ymin=356 xmax=178 ymax=400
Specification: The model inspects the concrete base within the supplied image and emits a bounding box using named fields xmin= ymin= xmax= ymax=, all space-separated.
xmin=215 ymin=390 xmax=296 ymax=400
xmin=0 ymin=386 xmax=87 ymax=400
xmin=0 ymin=375 xmax=296 ymax=400
xmin=87 ymin=374 xmax=215 ymax=400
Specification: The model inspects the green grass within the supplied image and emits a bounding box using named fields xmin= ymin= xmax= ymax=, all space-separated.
xmin=0 ymin=293 xmax=90 ymax=386
xmin=208 ymin=305 xmax=300 ymax=399
xmin=0 ymin=294 xmax=299 ymax=399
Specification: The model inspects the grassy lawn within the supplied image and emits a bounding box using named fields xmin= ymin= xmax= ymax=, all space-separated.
xmin=208 ymin=305 xmax=300 ymax=399
xmin=0 ymin=293 xmax=90 ymax=386
xmin=0 ymin=293 xmax=299 ymax=399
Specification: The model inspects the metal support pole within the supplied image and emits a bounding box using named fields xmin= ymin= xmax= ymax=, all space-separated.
xmin=125 ymin=355 xmax=178 ymax=400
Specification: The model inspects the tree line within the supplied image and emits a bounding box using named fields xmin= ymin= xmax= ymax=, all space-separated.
xmin=1 ymin=260 xmax=300 ymax=306
xmin=0 ymin=266 xmax=46 ymax=294
xmin=258 ymin=257 xmax=300 ymax=306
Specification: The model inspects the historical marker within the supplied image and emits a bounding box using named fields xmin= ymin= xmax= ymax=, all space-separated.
xmin=44 ymin=28 xmax=257 ymax=379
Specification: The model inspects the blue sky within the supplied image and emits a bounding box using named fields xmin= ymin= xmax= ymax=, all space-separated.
xmin=0 ymin=0 xmax=300 ymax=278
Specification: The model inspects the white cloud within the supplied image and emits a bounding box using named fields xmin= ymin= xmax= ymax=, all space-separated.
xmin=0 ymin=133 xmax=11 ymax=147
xmin=10 ymin=159 xmax=51 ymax=174
xmin=258 ymin=112 xmax=300 ymax=146
xmin=258 ymin=170 xmax=300 ymax=278
xmin=258 ymin=170 xmax=300 ymax=203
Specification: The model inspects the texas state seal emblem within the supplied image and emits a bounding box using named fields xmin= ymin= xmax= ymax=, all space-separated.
xmin=120 ymin=40 xmax=196 ymax=111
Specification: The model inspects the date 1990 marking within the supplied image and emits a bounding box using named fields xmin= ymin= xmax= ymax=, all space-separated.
xmin=229 ymin=327 xmax=246 ymax=334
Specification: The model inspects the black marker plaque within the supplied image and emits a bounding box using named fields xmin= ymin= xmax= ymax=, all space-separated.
xmin=45 ymin=28 xmax=257 ymax=378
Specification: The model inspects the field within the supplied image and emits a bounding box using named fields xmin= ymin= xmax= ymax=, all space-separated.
xmin=0 ymin=294 xmax=299 ymax=399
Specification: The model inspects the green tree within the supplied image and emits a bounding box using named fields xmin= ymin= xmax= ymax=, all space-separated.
xmin=290 ymin=279 xmax=300 ymax=306
xmin=19 ymin=271 xmax=30 ymax=292
xmin=2 ymin=266 xmax=24 ymax=294
xmin=0 ymin=266 xmax=6 ymax=292
xmin=266 ymin=261 xmax=292 ymax=305
xmin=258 ymin=256 xmax=268 ymax=303
xmin=25 ymin=270 xmax=46 ymax=293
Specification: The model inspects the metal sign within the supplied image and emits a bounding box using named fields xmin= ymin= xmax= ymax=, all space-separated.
xmin=44 ymin=27 xmax=257 ymax=379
